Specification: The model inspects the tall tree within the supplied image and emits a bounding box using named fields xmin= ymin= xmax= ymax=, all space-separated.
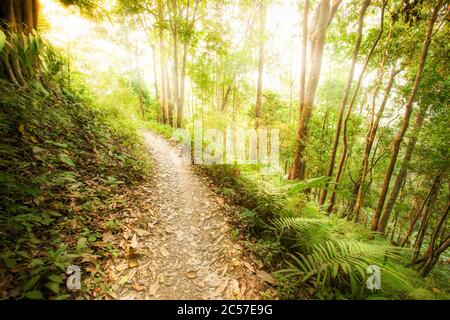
xmin=319 ymin=0 xmax=371 ymax=204
xmin=371 ymin=0 xmax=445 ymax=232
xmin=289 ymin=0 xmax=340 ymax=180
xmin=254 ymin=0 xmax=266 ymax=128
xmin=157 ymin=0 xmax=169 ymax=124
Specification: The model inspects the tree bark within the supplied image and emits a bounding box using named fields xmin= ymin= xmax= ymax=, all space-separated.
xmin=288 ymin=0 xmax=309 ymax=179
xmin=290 ymin=0 xmax=334 ymax=180
xmin=419 ymin=233 xmax=450 ymax=277
xmin=178 ymin=0 xmax=199 ymax=128
xmin=419 ymin=202 xmax=449 ymax=276
xmin=32 ymin=0 xmax=39 ymax=29
xmin=378 ymin=104 xmax=428 ymax=232
xmin=254 ymin=0 xmax=266 ymax=127
xmin=353 ymin=64 xmax=399 ymax=222
xmin=13 ymin=0 xmax=23 ymax=33
xmin=151 ymin=44 xmax=160 ymax=102
xmin=412 ymin=171 xmax=443 ymax=262
xmin=401 ymin=189 xmax=434 ymax=247
xmin=23 ymin=0 xmax=34 ymax=33
xmin=157 ymin=0 xmax=169 ymax=124
xmin=372 ymin=0 xmax=444 ymax=231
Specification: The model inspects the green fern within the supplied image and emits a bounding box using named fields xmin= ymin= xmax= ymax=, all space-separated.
xmin=272 ymin=216 xmax=327 ymax=233
xmin=278 ymin=239 xmax=407 ymax=287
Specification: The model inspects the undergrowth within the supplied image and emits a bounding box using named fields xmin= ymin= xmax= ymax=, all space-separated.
xmin=195 ymin=164 xmax=450 ymax=300
xmin=0 ymin=56 xmax=151 ymax=299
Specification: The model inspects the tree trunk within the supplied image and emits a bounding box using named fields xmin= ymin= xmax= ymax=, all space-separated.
xmin=13 ymin=0 xmax=23 ymax=33
xmin=23 ymin=0 xmax=34 ymax=33
xmin=221 ymin=85 xmax=232 ymax=112
xmin=290 ymin=0 xmax=334 ymax=180
xmin=352 ymin=64 xmax=399 ymax=221
xmin=419 ymin=233 xmax=450 ymax=277
xmin=157 ymin=0 xmax=169 ymax=124
xmin=289 ymin=0 xmax=309 ymax=179
xmin=319 ymin=0 xmax=371 ymax=205
xmin=326 ymin=0 xmax=387 ymax=213
xmin=254 ymin=1 xmax=266 ymax=127
xmin=151 ymin=44 xmax=160 ymax=101
xmin=419 ymin=202 xmax=449 ymax=276
xmin=372 ymin=0 xmax=444 ymax=231
xmin=178 ymin=0 xmax=199 ymax=128
xmin=32 ymin=0 xmax=39 ymax=29
xmin=412 ymin=171 xmax=443 ymax=262
xmin=166 ymin=60 xmax=174 ymax=126
xmin=377 ymin=104 xmax=428 ymax=232
xmin=401 ymin=189 xmax=434 ymax=247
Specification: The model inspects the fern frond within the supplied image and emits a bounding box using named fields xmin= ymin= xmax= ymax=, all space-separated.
xmin=272 ymin=216 xmax=327 ymax=233
xmin=290 ymin=240 xmax=402 ymax=285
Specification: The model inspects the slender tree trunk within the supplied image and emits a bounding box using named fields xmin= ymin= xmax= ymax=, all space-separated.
xmin=157 ymin=0 xmax=169 ymax=124
xmin=401 ymin=191 xmax=433 ymax=247
xmin=412 ymin=171 xmax=443 ymax=261
xmin=221 ymin=85 xmax=232 ymax=112
xmin=166 ymin=60 xmax=174 ymax=126
xmin=178 ymin=0 xmax=199 ymax=128
xmin=378 ymin=104 xmax=428 ymax=232
xmin=326 ymin=0 xmax=387 ymax=213
xmin=151 ymin=44 xmax=159 ymax=102
xmin=288 ymin=0 xmax=309 ymax=179
xmin=419 ymin=233 xmax=450 ymax=277
xmin=319 ymin=0 xmax=371 ymax=205
xmin=419 ymin=201 xmax=449 ymax=276
xmin=372 ymin=0 xmax=444 ymax=231
xmin=254 ymin=1 xmax=266 ymax=127
xmin=353 ymin=65 xmax=399 ymax=221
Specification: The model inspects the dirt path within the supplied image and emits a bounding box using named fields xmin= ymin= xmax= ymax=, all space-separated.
xmin=108 ymin=130 xmax=271 ymax=299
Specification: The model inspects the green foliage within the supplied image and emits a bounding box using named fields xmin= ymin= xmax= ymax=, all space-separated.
xmin=0 ymin=42 xmax=150 ymax=299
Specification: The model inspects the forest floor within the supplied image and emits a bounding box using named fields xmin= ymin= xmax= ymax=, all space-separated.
xmin=107 ymin=130 xmax=274 ymax=299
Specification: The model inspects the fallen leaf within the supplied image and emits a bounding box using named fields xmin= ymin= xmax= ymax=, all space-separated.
xmin=149 ymin=282 xmax=159 ymax=295
xmin=135 ymin=228 xmax=150 ymax=236
xmin=160 ymin=246 xmax=169 ymax=257
xmin=256 ymin=270 xmax=276 ymax=285
xmin=86 ymin=264 xmax=96 ymax=273
xmin=116 ymin=263 xmax=128 ymax=272
xmin=119 ymin=275 xmax=128 ymax=285
xmin=103 ymin=232 xmax=114 ymax=243
xmin=186 ymin=271 xmax=198 ymax=279
xmin=215 ymin=278 xmax=229 ymax=295
xmin=128 ymin=258 xmax=139 ymax=268
xmin=133 ymin=284 xmax=145 ymax=292
xmin=130 ymin=234 xmax=138 ymax=249
xmin=243 ymin=261 xmax=255 ymax=273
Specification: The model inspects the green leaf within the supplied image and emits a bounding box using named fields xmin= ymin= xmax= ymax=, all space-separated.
xmin=44 ymin=281 xmax=60 ymax=294
xmin=30 ymin=258 xmax=45 ymax=266
xmin=76 ymin=237 xmax=88 ymax=250
xmin=47 ymin=274 xmax=63 ymax=284
xmin=54 ymin=244 xmax=68 ymax=257
xmin=59 ymin=154 xmax=76 ymax=167
xmin=0 ymin=30 xmax=6 ymax=53
xmin=24 ymin=275 xmax=41 ymax=291
xmin=288 ymin=176 xmax=328 ymax=194
xmin=24 ymin=290 xmax=44 ymax=300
